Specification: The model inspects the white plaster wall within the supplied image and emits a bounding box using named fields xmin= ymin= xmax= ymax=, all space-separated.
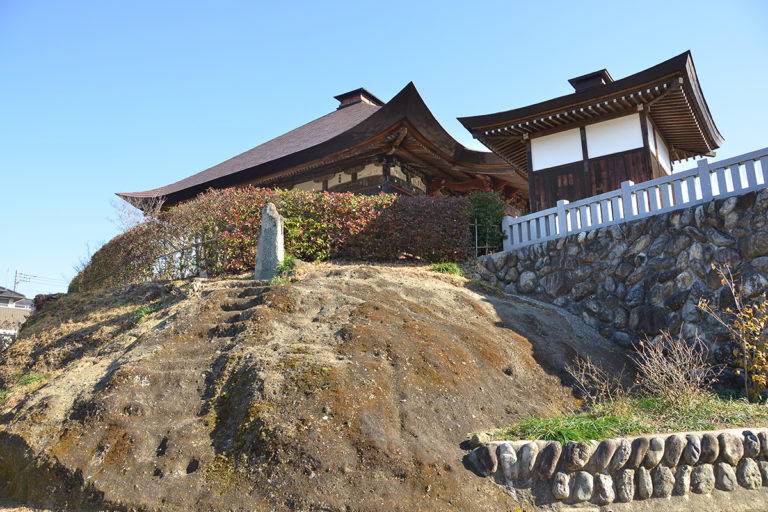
xmin=530 ymin=128 xmax=582 ymax=171
xmin=293 ymin=180 xmax=323 ymax=192
xmin=585 ymin=113 xmax=643 ymax=158
xmin=334 ymin=172 xmax=353 ymax=186
xmin=357 ymin=163 xmax=383 ymax=179
xmin=646 ymin=117 xmax=656 ymax=154
xmin=655 ymin=128 xmax=671 ymax=173
xmin=411 ymin=176 xmax=425 ymax=192
xmin=390 ymin=165 xmax=407 ymax=182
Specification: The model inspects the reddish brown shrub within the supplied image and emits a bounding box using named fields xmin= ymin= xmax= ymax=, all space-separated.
xmin=70 ymin=188 xmax=473 ymax=291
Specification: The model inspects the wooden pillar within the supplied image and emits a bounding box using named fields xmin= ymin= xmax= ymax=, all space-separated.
xmin=579 ymin=126 xmax=592 ymax=196
xmin=639 ymin=106 xmax=653 ymax=180
xmin=381 ymin=163 xmax=392 ymax=193
xmin=525 ymin=137 xmax=536 ymax=212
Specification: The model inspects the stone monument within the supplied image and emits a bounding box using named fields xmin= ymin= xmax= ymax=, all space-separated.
xmin=254 ymin=203 xmax=284 ymax=280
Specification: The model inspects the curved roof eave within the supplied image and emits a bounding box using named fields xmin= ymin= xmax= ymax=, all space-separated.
xmin=458 ymin=51 xmax=723 ymax=149
xmin=119 ymin=82 xmax=512 ymax=208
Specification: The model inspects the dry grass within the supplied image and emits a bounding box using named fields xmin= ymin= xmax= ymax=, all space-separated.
xmin=634 ymin=331 xmax=721 ymax=408
xmin=490 ymin=330 xmax=755 ymax=444
xmin=565 ymin=355 xmax=625 ymax=405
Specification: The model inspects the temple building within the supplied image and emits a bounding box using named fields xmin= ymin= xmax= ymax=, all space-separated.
xmin=459 ymin=51 xmax=723 ymax=212
xmin=119 ymin=83 xmax=527 ymax=212
xmin=120 ymin=52 xmax=721 ymax=217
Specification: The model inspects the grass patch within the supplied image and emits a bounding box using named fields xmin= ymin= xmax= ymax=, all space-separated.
xmin=269 ymin=254 xmax=299 ymax=286
xmin=269 ymin=255 xmax=298 ymax=286
xmin=491 ymin=413 xmax=648 ymax=444
xmin=487 ymin=392 xmax=768 ymax=444
xmin=134 ymin=302 xmax=161 ymax=323
xmin=17 ymin=373 xmax=48 ymax=386
xmin=484 ymin=329 xmax=768 ymax=444
xmin=269 ymin=275 xmax=289 ymax=286
xmin=0 ymin=372 xmax=50 ymax=406
xmin=429 ymin=262 xmax=462 ymax=275
xmin=603 ymin=392 xmax=768 ymax=432
xmin=275 ymin=254 xmax=297 ymax=276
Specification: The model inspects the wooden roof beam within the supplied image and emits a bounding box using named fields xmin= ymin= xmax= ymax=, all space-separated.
xmin=392 ymin=147 xmax=455 ymax=180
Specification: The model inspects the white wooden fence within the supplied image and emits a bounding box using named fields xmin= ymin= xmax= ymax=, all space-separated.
xmin=503 ymin=147 xmax=768 ymax=252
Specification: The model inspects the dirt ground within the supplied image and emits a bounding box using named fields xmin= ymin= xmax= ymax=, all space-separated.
xmin=0 ymin=263 xmax=629 ymax=511
xmin=0 ymin=498 xmax=47 ymax=511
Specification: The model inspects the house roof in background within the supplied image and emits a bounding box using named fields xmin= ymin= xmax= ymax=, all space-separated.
xmin=0 ymin=286 xmax=26 ymax=302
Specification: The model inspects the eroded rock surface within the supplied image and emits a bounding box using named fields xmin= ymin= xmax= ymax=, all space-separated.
xmin=0 ymin=264 xmax=596 ymax=511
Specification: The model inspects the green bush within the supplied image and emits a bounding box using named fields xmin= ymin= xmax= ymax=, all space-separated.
xmin=467 ymin=191 xmax=507 ymax=251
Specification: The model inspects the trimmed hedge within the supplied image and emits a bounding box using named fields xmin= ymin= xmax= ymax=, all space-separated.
xmin=70 ymin=188 xmax=475 ymax=292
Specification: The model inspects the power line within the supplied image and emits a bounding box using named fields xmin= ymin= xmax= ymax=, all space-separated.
xmin=17 ymin=273 xmax=68 ymax=284
xmin=13 ymin=271 xmax=69 ymax=295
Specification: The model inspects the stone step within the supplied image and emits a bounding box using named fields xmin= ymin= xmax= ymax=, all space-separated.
xmin=220 ymin=297 xmax=261 ymax=312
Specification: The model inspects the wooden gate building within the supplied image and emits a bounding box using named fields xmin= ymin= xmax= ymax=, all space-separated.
xmin=459 ymin=51 xmax=723 ymax=212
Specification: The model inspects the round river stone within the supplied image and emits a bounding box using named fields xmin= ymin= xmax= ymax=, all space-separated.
xmin=627 ymin=437 xmax=650 ymax=469
xmin=537 ymin=441 xmax=561 ymax=479
xmin=518 ymin=442 xmax=539 ymax=478
xmin=595 ymin=473 xmax=615 ymax=505
xmin=737 ymin=458 xmax=762 ymax=490
xmin=691 ymin=464 xmax=715 ymax=494
xmin=636 ymin=466 xmax=652 ymax=499
xmin=743 ymin=430 xmax=760 ymax=458
xmin=552 ymin=471 xmax=569 ymax=500
xmin=592 ymin=439 xmax=617 ymax=473
xmin=476 ymin=444 xmax=497 ymax=475
xmin=664 ymin=434 xmax=685 ymax=467
xmin=498 ymin=442 xmax=517 ymax=481
xmin=700 ymin=433 xmax=719 ymax=463
xmin=718 ymin=432 xmax=744 ymax=465
xmin=643 ymin=437 xmax=664 ymax=468
xmin=563 ymin=441 xmax=591 ymax=471
xmin=571 ymin=471 xmax=593 ymax=503
xmin=683 ymin=434 xmax=701 ymax=465
xmin=609 ymin=439 xmax=632 ymax=472
xmin=616 ymin=469 xmax=634 ymax=502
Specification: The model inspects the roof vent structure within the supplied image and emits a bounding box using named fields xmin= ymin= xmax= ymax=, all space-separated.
xmin=334 ymin=88 xmax=385 ymax=109
xmin=567 ymin=69 xmax=614 ymax=93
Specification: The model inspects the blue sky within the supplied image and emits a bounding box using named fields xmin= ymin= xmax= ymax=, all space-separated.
xmin=1 ymin=0 xmax=767 ymax=296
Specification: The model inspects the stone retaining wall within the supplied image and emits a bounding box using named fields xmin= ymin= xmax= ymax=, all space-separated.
xmin=477 ymin=189 xmax=768 ymax=376
xmin=468 ymin=428 xmax=768 ymax=506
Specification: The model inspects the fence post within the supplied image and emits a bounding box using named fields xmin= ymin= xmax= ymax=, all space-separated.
xmin=620 ymin=180 xmax=635 ymax=220
xmin=501 ymin=217 xmax=513 ymax=252
xmin=556 ymin=199 xmax=569 ymax=236
xmin=697 ymin=158 xmax=713 ymax=201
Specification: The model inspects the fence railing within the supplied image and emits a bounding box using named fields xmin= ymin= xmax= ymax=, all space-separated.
xmin=503 ymin=146 xmax=768 ymax=252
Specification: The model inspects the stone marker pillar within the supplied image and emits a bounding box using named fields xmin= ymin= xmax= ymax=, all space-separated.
xmin=254 ymin=203 xmax=284 ymax=280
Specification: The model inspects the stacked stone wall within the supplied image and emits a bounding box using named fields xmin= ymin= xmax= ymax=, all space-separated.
xmin=469 ymin=428 xmax=768 ymax=506
xmin=478 ymin=189 xmax=768 ymax=379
